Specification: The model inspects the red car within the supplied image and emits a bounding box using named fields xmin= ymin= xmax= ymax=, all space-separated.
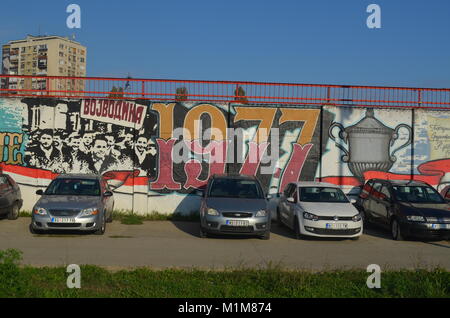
xmin=0 ymin=173 xmax=23 ymax=220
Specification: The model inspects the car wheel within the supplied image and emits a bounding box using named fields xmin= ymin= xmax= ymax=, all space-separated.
xmin=276 ymin=209 xmax=283 ymax=226
xmin=29 ymin=223 xmax=42 ymax=235
xmin=294 ymin=217 xmax=303 ymax=240
xmin=260 ymin=230 xmax=270 ymax=240
xmin=94 ymin=214 xmax=106 ymax=235
xmin=391 ymin=219 xmax=404 ymax=241
xmin=106 ymin=208 xmax=113 ymax=223
xmin=199 ymin=226 xmax=208 ymax=238
xmin=7 ymin=202 xmax=20 ymax=220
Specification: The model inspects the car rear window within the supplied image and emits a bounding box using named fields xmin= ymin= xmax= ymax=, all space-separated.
xmin=208 ymin=179 xmax=263 ymax=199
xmin=45 ymin=179 xmax=100 ymax=196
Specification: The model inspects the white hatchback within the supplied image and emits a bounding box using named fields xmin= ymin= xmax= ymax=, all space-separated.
xmin=277 ymin=182 xmax=363 ymax=239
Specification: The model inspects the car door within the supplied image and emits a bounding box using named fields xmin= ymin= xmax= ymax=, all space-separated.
xmin=364 ymin=182 xmax=383 ymax=222
xmin=371 ymin=185 xmax=392 ymax=227
xmin=0 ymin=175 xmax=14 ymax=210
xmin=279 ymin=184 xmax=294 ymax=225
xmin=286 ymin=187 xmax=299 ymax=229
xmin=100 ymin=180 xmax=112 ymax=215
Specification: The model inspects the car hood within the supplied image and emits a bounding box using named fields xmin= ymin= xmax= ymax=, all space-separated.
xmin=35 ymin=195 xmax=101 ymax=210
xmin=299 ymin=202 xmax=359 ymax=216
xmin=398 ymin=202 xmax=450 ymax=218
xmin=206 ymin=197 xmax=267 ymax=212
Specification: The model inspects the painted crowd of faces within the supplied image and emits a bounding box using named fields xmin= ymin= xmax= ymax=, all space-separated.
xmin=23 ymin=130 xmax=158 ymax=176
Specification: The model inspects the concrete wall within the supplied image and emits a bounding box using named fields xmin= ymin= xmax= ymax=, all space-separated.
xmin=1 ymin=97 xmax=449 ymax=214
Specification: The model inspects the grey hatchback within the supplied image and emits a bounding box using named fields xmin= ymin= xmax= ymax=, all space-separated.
xmin=199 ymin=174 xmax=271 ymax=239
xmin=30 ymin=174 xmax=114 ymax=235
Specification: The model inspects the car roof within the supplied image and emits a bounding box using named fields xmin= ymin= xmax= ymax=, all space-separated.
xmin=367 ymin=179 xmax=429 ymax=187
xmin=292 ymin=181 xmax=340 ymax=188
xmin=211 ymin=174 xmax=258 ymax=181
xmin=55 ymin=174 xmax=101 ymax=180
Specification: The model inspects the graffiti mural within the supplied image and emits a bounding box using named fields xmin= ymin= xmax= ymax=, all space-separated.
xmin=0 ymin=97 xmax=449 ymax=214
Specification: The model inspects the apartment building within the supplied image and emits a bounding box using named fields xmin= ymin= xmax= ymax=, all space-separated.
xmin=1 ymin=35 xmax=87 ymax=94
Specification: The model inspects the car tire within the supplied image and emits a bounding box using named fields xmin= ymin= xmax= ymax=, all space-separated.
xmin=294 ymin=217 xmax=303 ymax=240
xmin=391 ymin=218 xmax=404 ymax=241
xmin=7 ymin=202 xmax=20 ymax=220
xmin=359 ymin=208 xmax=366 ymax=223
xmin=199 ymin=226 xmax=208 ymax=238
xmin=29 ymin=223 xmax=42 ymax=235
xmin=106 ymin=208 xmax=113 ymax=223
xmin=260 ymin=230 xmax=270 ymax=240
xmin=276 ymin=209 xmax=283 ymax=226
xmin=94 ymin=214 xmax=106 ymax=235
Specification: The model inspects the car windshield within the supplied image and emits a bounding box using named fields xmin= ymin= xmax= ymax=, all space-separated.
xmin=392 ymin=186 xmax=445 ymax=203
xmin=208 ymin=178 xmax=263 ymax=199
xmin=299 ymin=187 xmax=349 ymax=203
xmin=45 ymin=179 xmax=100 ymax=196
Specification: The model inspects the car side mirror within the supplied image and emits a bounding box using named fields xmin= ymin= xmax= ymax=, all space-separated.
xmin=36 ymin=189 xmax=43 ymax=195
xmin=350 ymin=198 xmax=357 ymax=204
xmin=194 ymin=189 xmax=204 ymax=197
xmin=287 ymin=197 xmax=296 ymax=203
xmin=103 ymin=191 xmax=113 ymax=197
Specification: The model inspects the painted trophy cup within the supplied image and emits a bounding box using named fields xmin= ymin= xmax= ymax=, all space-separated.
xmin=328 ymin=108 xmax=412 ymax=182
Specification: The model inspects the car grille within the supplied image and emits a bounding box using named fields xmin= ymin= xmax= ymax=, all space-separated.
xmin=49 ymin=209 xmax=80 ymax=217
xmin=47 ymin=223 xmax=81 ymax=228
xmin=426 ymin=217 xmax=450 ymax=223
xmin=220 ymin=225 xmax=254 ymax=233
xmin=222 ymin=212 xmax=253 ymax=218
xmin=306 ymin=227 xmax=361 ymax=235
xmin=318 ymin=216 xmax=354 ymax=221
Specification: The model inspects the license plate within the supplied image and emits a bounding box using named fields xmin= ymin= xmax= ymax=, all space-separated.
xmin=226 ymin=220 xmax=249 ymax=226
xmin=430 ymin=224 xmax=450 ymax=229
xmin=51 ymin=217 xmax=75 ymax=223
xmin=326 ymin=223 xmax=348 ymax=229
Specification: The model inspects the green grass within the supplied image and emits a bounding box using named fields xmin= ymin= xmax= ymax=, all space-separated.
xmin=112 ymin=210 xmax=200 ymax=224
xmin=20 ymin=209 xmax=200 ymax=224
xmin=0 ymin=249 xmax=449 ymax=298
xmin=19 ymin=210 xmax=32 ymax=218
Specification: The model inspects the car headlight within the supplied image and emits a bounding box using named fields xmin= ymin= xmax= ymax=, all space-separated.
xmin=352 ymin=214 xmax=362 ymax=222
xmin=303 ymin=212 xmax=319 ymax=221
xmin=406 ymin=215 xmax=425 ymax=222
xmin=255 ymin=210 xmax=267 ymax=217
xmin=33 ymin=207 xmax=48 ymax=216
xmin=80 ymin=208 xmax=99 ymax=217
xmin=207 ymin=208 xmax=220 ymax=216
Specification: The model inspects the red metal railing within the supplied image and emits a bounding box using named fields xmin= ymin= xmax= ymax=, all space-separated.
xmin=1 ymin=74 xmax=450 ymax=109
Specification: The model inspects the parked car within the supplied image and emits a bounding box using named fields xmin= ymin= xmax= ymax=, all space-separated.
xmin=440 ymin=185 xmax=450 ymax=203
xmin=199 ymin=174 xmax=271 ymax=239
xmin=0 ymin=173 xmax=23 ymax=220
xmin=277 ymin=182 xmax=362 ymax=240
xmin=359 ymin=179 xmax=450 ymax=240
xmin=30 ymin=174 xmax=114 ymax=235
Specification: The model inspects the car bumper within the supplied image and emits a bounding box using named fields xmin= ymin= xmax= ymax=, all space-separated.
xmin=300 ymin=219 xmax=363 ymax=238
xmin=201 ymin=215 xmax=270 ymax=236
xmin=401 ymin=221 xmax=450 ymax=240
xmin=31 ymin=214 xmax=102 ymax=231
